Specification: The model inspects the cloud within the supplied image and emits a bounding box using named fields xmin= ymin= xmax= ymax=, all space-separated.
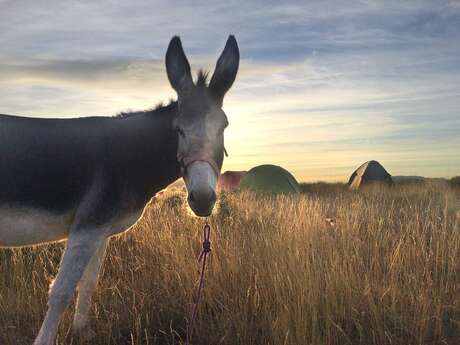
xmin=0 ymin=57 xmax=173 ymax=116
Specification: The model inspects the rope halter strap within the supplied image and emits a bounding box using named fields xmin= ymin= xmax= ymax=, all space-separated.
xmin=186 ymin=220 xmax=212 ymax=345
xmin=198 ymin=222 xmax=211 ymax=262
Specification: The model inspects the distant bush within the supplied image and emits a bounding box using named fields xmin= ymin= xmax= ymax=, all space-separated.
xmin=451 ymin=176 xmax=460 ymax=188
xmin=393 ymin=177 xmax=426 ymax=185
xmin=299 ymin=181 xmax=347 ymax=195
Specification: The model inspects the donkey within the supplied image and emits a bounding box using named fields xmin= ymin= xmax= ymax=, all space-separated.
xmin=0 ymin=35 xmax=239 ymax=345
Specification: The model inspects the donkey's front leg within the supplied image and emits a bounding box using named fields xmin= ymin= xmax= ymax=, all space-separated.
xmin=72 ymin=237 xmax=108 ymax=339
xmin=33 ymin=231 xmax=106 ymax=345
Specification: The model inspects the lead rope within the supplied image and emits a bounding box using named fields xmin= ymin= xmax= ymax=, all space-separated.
xmin=186 ymin=220 xmax=212 ymax=345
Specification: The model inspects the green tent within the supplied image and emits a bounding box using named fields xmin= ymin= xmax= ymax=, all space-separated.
xmin=238 ymin=164 xmax=301 ymax=194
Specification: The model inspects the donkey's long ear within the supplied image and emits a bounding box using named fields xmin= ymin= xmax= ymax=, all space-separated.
xmin=166 ymin=36 xmax=194 ymax=95
xmin=209 ymin=35 xmax=240 ymax=104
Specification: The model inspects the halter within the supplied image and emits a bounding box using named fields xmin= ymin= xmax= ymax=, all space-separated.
xmin=178 ymin=153 xmax=220 ymax=177
xmin=178 ymin=147 xmax=228 ymax=177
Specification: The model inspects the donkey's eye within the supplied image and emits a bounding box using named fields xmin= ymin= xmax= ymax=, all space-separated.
xmin=175 ymin=126 xmax=185 ymax=138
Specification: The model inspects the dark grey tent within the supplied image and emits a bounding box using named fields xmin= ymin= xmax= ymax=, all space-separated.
xmin=348 ymin=160 xmax=393 ymax=190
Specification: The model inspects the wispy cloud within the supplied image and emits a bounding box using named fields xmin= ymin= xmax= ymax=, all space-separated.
xmin=1 ymin=0 xmax=459 ymax=180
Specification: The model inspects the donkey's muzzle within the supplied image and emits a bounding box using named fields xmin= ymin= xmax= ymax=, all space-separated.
xmin=184 ymin=161 xmax=218 ymax=217
xmin=188 ymin=188 xmax=216 ymax=217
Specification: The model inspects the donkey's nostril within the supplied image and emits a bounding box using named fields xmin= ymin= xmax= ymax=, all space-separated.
xmin=209 ymin=190 xmax=216 ymax=204
xmin=189 ymin=190 xmax=215 ymax=205
xmin=189 ymin=191 xmax=197 ymax=203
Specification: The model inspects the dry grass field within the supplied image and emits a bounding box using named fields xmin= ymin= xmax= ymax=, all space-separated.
xmin=1 ymin=182 xmax=460 ymax=345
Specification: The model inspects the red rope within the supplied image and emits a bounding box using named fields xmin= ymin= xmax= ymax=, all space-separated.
xmin=186 ymin=220 xmax=212 ymax=345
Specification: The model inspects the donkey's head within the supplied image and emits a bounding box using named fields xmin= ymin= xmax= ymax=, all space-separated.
xmin=166 ymin=35 xmax=239 ymax=217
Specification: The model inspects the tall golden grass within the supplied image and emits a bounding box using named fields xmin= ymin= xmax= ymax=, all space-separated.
xmin=1 ymin=183 xmax=460 ymax=345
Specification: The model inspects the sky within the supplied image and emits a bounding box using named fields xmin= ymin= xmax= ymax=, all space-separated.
xmin=1 ymin=0 xmax=459 ymax=181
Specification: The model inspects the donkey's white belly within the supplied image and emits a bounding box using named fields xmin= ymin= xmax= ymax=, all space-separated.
xmin=0 ymin=207 xmax=73 ymax=247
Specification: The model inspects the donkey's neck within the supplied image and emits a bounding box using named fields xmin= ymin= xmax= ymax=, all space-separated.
xmin=108 ymin=102 xmax=182 ymax=205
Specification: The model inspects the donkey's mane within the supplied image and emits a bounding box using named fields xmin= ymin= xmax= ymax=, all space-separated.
xmin=195 ymin=70 xmax=209 ymax=88
xmin=115 ymin=100 xmax=177 ymax=119
xmin=115 ymin=70 xmax=209 ymax=119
